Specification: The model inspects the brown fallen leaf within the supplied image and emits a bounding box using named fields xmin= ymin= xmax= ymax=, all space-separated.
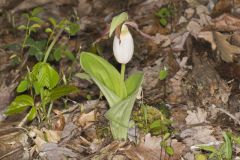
xmin=213 ymin=31 xmax=240 ymax=62
xmin=124 ymin=134 xmax=185 ymax=160
xmin=185 ymin=108 xmax=207 ymax=125
xmin=52 ymin=109 xmax=65 ymax=131
xmin=78 ymin=110 xmax=95 ymax=128
xmin=198 ymin=31 xmax=216 ymax=50
xmin=212 ymin=14 xmax=240 ymax=31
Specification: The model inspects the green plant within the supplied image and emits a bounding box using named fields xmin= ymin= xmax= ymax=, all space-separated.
xmin=132 ymin=104 xmax=172 ymax=135
xmin=79 ymin=12 xmax=144 ymax=140
xmin=18 ymin=7 xmax=79 ymax=62
xmin=159 ymin=67 xmax=168 ymax=80
xmin=18 ymin=7 xmax=44 ymax=52
xmin=198 ymin=132 xmax=233 ymax=160
xmin=5 ymin=62 xmax=78 ymax=123
xmin=160 ymin=133 xmax=174 ymax=156
xmin=5 ymin=9 xmax=80 ymax=124
xmin=80 ymin=52 xmax=143 ymax=140
xmin=155 ymin=6 xmax=172 ymax=27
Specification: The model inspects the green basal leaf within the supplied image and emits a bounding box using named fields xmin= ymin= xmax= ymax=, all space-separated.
xmin=198 ymin=145 xmax=217 ymax=153
xmin=163 ymin=132 xmax=171 ymax=141
xmin=92 ymin=76 xmax=122 ymax=107
xmin=5 ymin=95 xmax=34 ymax=115
xmin=165 ymin=146 xmax=174 ymax=156
xmin=159 ymin=68 xmax=168 ymax=80
xmin=64 ymin=50 xmax=75 ymax=61
xmin=109 ymin=12 xmax=128 ymax=37
xmin=50 ymin=85 xmax=79 ymax=101
xmin=31 ymin=7 xmax=43 ymax=16
xmin=48 ymin=17 xmax=57 ymax=26
xmin=27 ymin=106 xmax=37 ymax=121
xmin=223 ymin=132 xmax=232 ymax=160
xmin=75 ymin=73 xmax=92 ymax=82
xmin=125 ymin=72 xmax=143 ymax=95
xmin=18 ymin=25 xmax=27 ymax=30
xmin=155 ymin=7 xmax=171 ymax=18
xmin=37 ymin=62 xmax=60 ymax=89
xmin=45 ymin=28 xmax=53 ymax=33
xmin=68 ymin=22 xmax=80 ymax=36
xmin=195 ymin=154 xmax=207 ymax=160
xmin=53 ymin=47 xmax=62 ymax=61
xmin=80 ymin=52 xmax=127 ymax=99
xmin=17 ymin=80 xmax=29 ymax=93
xmin=30 ymin=17 xmax=43 ymax=24
xmin=105 ymin=72 xmax=143 ymax=140
xmin=159 ymin=18 xmax=168 ymax=27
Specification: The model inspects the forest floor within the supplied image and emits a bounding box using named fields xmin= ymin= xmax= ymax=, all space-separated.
xmin=1 ymin=0 xmax=240 ymax=159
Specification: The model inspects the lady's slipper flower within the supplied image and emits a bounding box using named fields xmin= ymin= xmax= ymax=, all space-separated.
xmin=113 ymin=24 xmax=134 ymax=64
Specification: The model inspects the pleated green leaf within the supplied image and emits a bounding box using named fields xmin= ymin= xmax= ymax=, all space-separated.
xmin=80 ymin=52 xmax=127 ymax=99
xmin=105 ymin=72 xmax=143 ymax=140
xmin=5 ymin=95 xmax=34 ymax=115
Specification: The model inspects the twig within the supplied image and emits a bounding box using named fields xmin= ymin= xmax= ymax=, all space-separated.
xmin=0 ymin=147 xmax=23 ymax=160
xmin=211 ymin=105 xmax=240 ymax=125
xmin=18 ymin=114 xmax=28 ymax=127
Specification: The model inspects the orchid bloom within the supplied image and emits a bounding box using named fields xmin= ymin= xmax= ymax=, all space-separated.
xmin=113 ymin=24 xmax=134 ymax=64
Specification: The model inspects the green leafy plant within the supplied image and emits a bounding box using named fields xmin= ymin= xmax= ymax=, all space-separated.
xmin=18 ymin=7 xmax=44 ymax=52
xmin=80 ymin=52 xmax=143 ymax=140
xmin=160 ymin=133 xmax=174 ymax=156
xmin=6 ymin=61 xmax=78 ymax=122
xmin=132 ymin=104 xmax=172 ymax=135
xmin=18 ymin=7 xmax=79 ymax=62
xmin=198 ymin=132 xmax=233 ymax=160
xmin=5 ymin=9 xmax=80 ymax=124
xmin=155 ymin=6 xmax=172 ymax=27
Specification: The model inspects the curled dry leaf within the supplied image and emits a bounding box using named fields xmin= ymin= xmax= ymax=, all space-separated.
xmin=198 ymin=31 xmax=216 ymax=50
xmin=213 ymin=31 xmax=240 ymax=62
xmin=53 ymin=109 xmax=65 ymax=131
xmin=78 ymin=110 xmax=95 ymax=128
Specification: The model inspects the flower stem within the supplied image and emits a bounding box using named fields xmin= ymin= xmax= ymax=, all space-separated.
xmin=121 ymin=64 xmax=125 ymax=82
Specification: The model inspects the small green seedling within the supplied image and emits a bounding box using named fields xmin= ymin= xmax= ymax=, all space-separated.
xmin=159 ymin=67 xmax=168 ymax=80
xmin=18 ymin=7 xmax=44 ymax=52
xmin=160 ymin=133 xmax=174 ymax=156
xmin=155 ymin=7 xmax=172 ymax=27
xmin=198 ymin=132 xmax=233 ymax=160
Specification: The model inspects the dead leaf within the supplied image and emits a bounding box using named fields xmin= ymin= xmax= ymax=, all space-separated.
xmin=52 ymin=109 xmax=65 ymax=131
xmin=42 ymin=128 xmax=61 ymax=143
xmin=125 ymin=134 xmax=185 ymax=160
xmin=187 ymin=21 xmax=202 ymax=38
xmin=171 ymin=32 xmax=190 ymax=50
xmin=212 ymin=14 xmax=240 ymax=31
xmin=185 ymin=107 xmax=207 ymax=125
xmin=180 ymin=126 xmax=216 ymax=147
xmin=78 ymin=110 xmax=95 ymax=128
xmin=213 ymin=31 xmax=240 ymax=62
xmin=198 ymin=31 xmax=216 ymax=50
xmin=39 ymin=143 xmax=78 ymax=160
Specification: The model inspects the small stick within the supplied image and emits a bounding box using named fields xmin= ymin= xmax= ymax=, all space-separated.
xmin=211 ymin=105 xmax=240 ymax=125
